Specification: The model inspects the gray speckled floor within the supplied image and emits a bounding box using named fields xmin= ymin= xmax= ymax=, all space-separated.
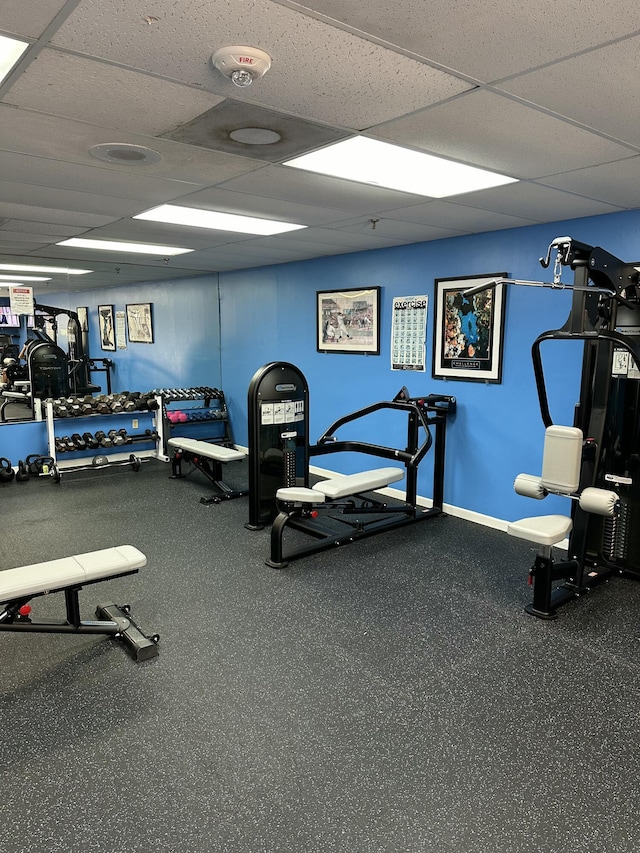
xmin=1 ymin=458 xmax=640 ymax=853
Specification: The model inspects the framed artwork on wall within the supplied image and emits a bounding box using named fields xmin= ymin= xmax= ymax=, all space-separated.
xmin=432 ymin=273 xmax=507 ymax=383
xmin=126 ymin=303 xmax=154 ymax=344
xmin=317 ymin=287 xmax=380 ymax=355
xmin=98 ymin=304 xmax=116 ymax=352
xmin=76 ymin=306 xmax=88 ymax=332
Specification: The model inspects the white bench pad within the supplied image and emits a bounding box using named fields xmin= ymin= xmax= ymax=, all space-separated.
xmin=168 ymin=437 xmax=246 ymax=463
xmin=507 ymin=515 xmax=572 ymax=546
xmin=0 ymin=545 xmax=147 ymax=602
xmin=314 ymin=467 xmax=404 ymax=500
xmin=276 ymin=486 xmax=327 ymax=503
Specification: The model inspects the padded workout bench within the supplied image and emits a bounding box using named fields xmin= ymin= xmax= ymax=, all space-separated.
xmin=168 ymin=437 xmax=248 ymax=504
xmin=0 ymin=545 xmax=159 ymax=661
xmin=268 ymin=466 xmax=417 ymax=568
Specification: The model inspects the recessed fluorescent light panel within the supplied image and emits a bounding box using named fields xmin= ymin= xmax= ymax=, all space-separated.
xmin=0 ymin=274 xmax=51 ymax=282
xmin=135 ymin=204 xmax=307 ymax=236
xmin=57 ymin=238 xmax=193 ymax=256
xmin=0 ymin=264 xmax=92 ymax=275
xmin=283 ymin=137 xmax=517 ymax=198
xmin=0 ymin=34 xmax=29 ymax=85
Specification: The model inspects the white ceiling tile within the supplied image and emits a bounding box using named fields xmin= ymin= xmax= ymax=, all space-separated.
xmin=331 ymin=216 xmax=466 ymax=241
xmin=219 ymin=165 xmax=426 ymax=213
xmin=0 ymin=202 xmax=116 ymax=228
xmin=496 ymin=36 xmax=640 ymax=148
xmin=537 ymin=157 xmax=640 ymax=208
xmin=276 ymin=0 xmax=640 ymax=81
xmin=452 ymin=181 xmax=623 ymax=220
xmin=48 ymin=0 xmax=472 ymax=130
xmin=0 ymin=106 xmax=265 ymax=186
xmin=380 ymin=200 xmax=538 ymax=231
xmin=5 ymin=50 xmax=223 ymax=136
xmin=2 ymin=219 xmax=87 ymax=237
xmin=0 ymin=150 xmax=204 ymax=202
xmin=373 ymin=90 xmax=635 ymax=178
xmin=172 ymin=186 xmax=354 ymax=226
xmin=0 ymin=0 xmax=70 ymax=38
xmin=0 ymin=180 xmax=148 ymax=218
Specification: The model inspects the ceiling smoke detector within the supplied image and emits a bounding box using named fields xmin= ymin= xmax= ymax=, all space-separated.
xmin=211 ymin=45 xmax=272 ymax=88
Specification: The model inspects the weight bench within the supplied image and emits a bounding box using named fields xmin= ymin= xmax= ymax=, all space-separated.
xmin=0 ymin=545 xmax=159 ymax=661
xmin=168 ymin=437 xmax=248 ymax=504
xmin=508 ymin=425 xmax=619 ymax=618
xmin=267 ymin=466 xmax=417 ymax=568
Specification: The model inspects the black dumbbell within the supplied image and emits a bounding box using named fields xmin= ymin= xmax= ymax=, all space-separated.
xmin=83 ymin=432 xmax=100 ymax=450
xmin=71 ymin=433 xmax=87 ymax=450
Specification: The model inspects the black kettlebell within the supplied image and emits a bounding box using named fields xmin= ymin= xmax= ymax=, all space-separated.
xmin=0 ymin=457 xmax=15 ymax=483
xmin=16 ymin=460 xmax=31 ymax=482
xmin=26 ymin=453 xmax=44 ymax=476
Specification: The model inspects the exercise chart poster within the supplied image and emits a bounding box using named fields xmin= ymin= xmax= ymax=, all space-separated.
xmin=391 ymin=295 xmax=428 ymax=371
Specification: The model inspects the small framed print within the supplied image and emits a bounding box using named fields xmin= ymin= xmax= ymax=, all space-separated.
xmin=98 ymin=304 xmax=116 ymax=352
xmin=126 ymin=303 xmax=154 ymax=344
xmin=317 ymin=287 xmax=380 ymax=355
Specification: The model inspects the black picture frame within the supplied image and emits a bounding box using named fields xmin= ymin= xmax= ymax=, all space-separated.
xmin=317 ymin=287 xmax=380 ymax=355
xmin=126 ymin=303 xmax=154 ymax=344
xmin=432 ymin=273 xmax=507 ymax=383
xmin=98 ymin=304 xmax=116 ymax=352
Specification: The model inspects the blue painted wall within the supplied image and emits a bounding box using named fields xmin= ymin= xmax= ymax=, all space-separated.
xmin=218 ymin=209 xmax=640 ymax=524
xmin=3 ymin=207 xmax=640 ymax=524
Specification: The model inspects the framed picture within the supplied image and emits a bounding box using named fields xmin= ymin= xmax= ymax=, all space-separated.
xmin=126 ymin=303 xmax=154 ymax=344
xmin=432 ymin=273 xmax=507 ymax=383
xmin=317 ymin=287 xmax=380 ymax=355
xmin=76 ymin=306 xmax=88 ymax=333
xmin=98 ymin=304 xmax=116 ymax=352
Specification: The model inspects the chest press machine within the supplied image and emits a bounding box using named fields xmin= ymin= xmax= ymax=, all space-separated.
xmin=494 ymin=236 xmax=640 ymax=618
xmin=252 ymin=377 xmax=456 ymax=569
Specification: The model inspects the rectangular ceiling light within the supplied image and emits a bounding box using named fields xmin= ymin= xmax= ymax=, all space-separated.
xmin=0 ymin=263 xmax=92 ymax=275
xmin=0 ymin=274 xmax=51 ymax=282
xmin=57 ymin=238 xmax=193 ymax=256
xmin=283 ymin=136 xmax=517 ymax=198
xmin=0 ymin=34 xmax=29 ymax=85
xmin=134 ymin=204 xmax=307 ymax=236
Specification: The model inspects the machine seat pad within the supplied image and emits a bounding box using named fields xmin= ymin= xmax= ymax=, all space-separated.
xmin=314 ymin=467 xmax=405 ymax=500
xmin=507 ymin=515 xmax=573 ymax=546
xmin=276 ymin=486 xmax=327 ymax=503
xmin=167 ymin=437 xmax=246 ymax=463
xmin=0 ymin=545 xmax=147 ymax=602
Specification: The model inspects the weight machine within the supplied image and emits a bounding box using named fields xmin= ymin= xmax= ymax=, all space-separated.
xmin=498 ymin=236 xmax=640 ymax=616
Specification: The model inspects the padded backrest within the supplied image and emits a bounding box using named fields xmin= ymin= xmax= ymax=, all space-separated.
xmin=540 ymin=425 xmax=583 ymax=494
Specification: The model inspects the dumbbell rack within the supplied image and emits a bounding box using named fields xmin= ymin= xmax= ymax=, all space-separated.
xmin=44 ymin=396 xmax=168 ymax=479
xmin=160 ymin=387 xmax=235 ymax=454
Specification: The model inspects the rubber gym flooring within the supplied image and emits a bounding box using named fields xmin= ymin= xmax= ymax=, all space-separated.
xmin=2 ymin=456 xmax=640 ymax=853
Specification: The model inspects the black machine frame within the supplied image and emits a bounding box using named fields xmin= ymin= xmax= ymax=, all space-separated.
xmin=267 ymin=388 xmax=456 ymax=568
xmin=519 ymin=237 xmax=640 ymax=617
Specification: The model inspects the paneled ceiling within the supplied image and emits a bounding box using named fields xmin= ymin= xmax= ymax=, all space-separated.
xmin=1 ymin=0 xmax=640 ymax=292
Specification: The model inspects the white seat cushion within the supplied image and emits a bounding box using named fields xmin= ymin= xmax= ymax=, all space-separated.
xmin=314 ymin=467 xmax=404 ymax=500
xmin=507 ymin=515 xmax=572 ymax=546
xmin=168 ymin=437 xmax=245 ymax=462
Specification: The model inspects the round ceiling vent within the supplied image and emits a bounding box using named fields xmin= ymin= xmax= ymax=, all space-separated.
xmin=229 ymin=127 xmax=282 ymax=145
xmin=89 ymin=144 xmax=163 ymax=165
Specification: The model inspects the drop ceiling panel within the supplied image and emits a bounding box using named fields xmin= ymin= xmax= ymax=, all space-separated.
xmin=173 ymin=186 xmax=356 ymax=226
xmin=496 ymin=36 xmax=640 ymax=148
xmin=381 ymin=200 xmax=539 ymax=231
xmin=330 ymin=216 xmax=466 ymax=242
xmin=0 ymin=180 xmax=150 ymax=219
xmin=2 ymin=220 xmax=87 ymax=237
xmin=5 ymin=50 xmax=223 ymax=136
xmin=0 ymin=150 xmax=204 ymax=202
xmin=0 ymin=107 xmax=266 ymax=186
xmin=81 ymin=219 xmax=254 ymax=249
xmin=49 ymin=0 xmax=473 ymax=129
xmin=452 ymin=181 xmax=623 ymax=220
xmin=538 ymin=158 xmax=640 ymax=208
xmin=373 ymin=90 xmax=636 ymax=178
xmin=162 ymin=100 xmax=348 ymax=162
xmin=219 ymin=165 xmax=426 ymax=214
xmin=0 ymin=202 xmax=115 ymax=229
xmin=0 ymin=0 xmax=70 ymax=38
xmin=276 ymin=0 xmax=640 ymax=81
